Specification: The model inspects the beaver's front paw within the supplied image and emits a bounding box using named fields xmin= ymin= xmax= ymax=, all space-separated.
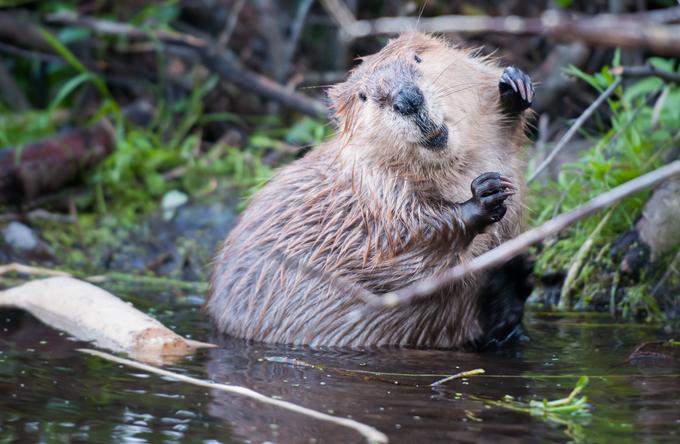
xmin=499 ymin=66 xmax=534 ymax=115
xmin=462 ymin=172 xmax=515 ymax=231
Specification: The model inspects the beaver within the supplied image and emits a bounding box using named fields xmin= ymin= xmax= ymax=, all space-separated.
xmin=207 ymin=32 xmax=534 ymax=349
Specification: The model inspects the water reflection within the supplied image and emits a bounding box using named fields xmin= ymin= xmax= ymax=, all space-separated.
xmin=1 ymin=308 xmax=678 ymax=443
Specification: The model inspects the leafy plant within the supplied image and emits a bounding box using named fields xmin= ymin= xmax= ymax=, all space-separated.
xmin=530 ymin=56 xmax=680 ymax=319
xmin=479 ymin=376 xmax=592 ymax=442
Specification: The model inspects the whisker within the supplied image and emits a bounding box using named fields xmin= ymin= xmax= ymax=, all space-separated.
xmin=433 ymin=84 xmax=486 ymax=100
xmin=415 ymin=0 xmax=428 ymax=32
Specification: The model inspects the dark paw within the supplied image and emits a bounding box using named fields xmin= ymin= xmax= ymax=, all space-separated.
xmin=499 ymin=66 xmax=534 ymax=115
xmin=469 ymin=172 xmax=515 ymax=225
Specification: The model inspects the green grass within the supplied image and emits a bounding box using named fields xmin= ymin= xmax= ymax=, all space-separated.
xmin=529 ymin=54 xmax=680 ymax=320
xmin=0 ymin=18 xmax=330 ymax=275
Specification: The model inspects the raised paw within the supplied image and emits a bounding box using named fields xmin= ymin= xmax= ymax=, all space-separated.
xmin=499 ymin=66 xmax=534 ymax=115
xmin=466 ymin=172 xmax=515 ymax=227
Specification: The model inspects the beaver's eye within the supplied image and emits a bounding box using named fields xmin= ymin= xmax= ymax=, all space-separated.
xmin=414 ymin=54 xmax=422 ymax=64
xmin=358 ymin=92 xmax=367 ymax=102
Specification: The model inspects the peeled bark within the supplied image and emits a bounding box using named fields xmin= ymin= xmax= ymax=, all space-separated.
xmin=0 ymin=277 xmax=214 ymax=364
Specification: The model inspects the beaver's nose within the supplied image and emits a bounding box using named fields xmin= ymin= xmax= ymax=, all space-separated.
xmin=393 ymin=85 xmax=424 ymax=116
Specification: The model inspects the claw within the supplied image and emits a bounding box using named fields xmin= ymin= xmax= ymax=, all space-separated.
xmin=499 ymin=175 xmax=515 ymax=190
xmin=499 ymin=66 xmax=533 ymax=115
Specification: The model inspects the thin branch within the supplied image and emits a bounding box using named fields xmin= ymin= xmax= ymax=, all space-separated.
xmin=320 ymin=0 xmax=358 ymax=40
xmin=431 ymin=368 xmax=485 ymax=386
xmin=0 ymin=41 xmax=62 ymax=64
xmin=320 ymin=3 xmax=680 ymax=56
xmin=651 ymin=250 xmax=680 ymax=298
xmin=360 ymin=161 xmax=680 ymax=310
xmin=527 ymin=78 xmax=622 ymax=184
xmin=611 ymin=64 xmax=680 ymax=83
xmin=35 ymin=12 xmax=327 ymax=119
xmin=283 ymin=0 xmax=315 ymax=74
xmin=46 ymin=11 xmax=206 ymax=47
xmin=558 ymin=209 xmax=613 ymax=309
xmin=0 ymin=62 xmax=29 ymax=110
xmin=79 ymin=349 xmax=388 ymax=444
xmin=217 ymin=0 xmax=247 ymax=51
xmin=0 ymin=263 xmax=70 ymax=277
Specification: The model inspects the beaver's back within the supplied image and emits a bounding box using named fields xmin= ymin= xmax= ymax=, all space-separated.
xmin=206 ymin=141 xmax=499 ymax=347
xmin=206 ymin=31 xmax=532 ymax=348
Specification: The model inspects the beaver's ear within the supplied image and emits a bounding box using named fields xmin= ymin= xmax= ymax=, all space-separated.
xmin=327 ymin=80 xmax=358 ymax=130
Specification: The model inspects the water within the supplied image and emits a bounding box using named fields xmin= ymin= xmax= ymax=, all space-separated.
xmin=1 ymin=304 xmax=679 ymax=443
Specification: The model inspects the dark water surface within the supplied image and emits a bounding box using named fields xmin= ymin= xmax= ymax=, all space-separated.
xmin=1 ymin=303 xmax=679 ymax=443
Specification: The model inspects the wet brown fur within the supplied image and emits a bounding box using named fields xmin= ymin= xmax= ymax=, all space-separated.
xmin=207 ymin=33 xmax=530 ymax=348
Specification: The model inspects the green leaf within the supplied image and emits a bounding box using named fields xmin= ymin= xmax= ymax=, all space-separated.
xmin=38 ymin=27 xmax=120 ymax=118
xmin=612 ymin=48 xmax=621 ymax=67
xmin=48 ymin=72 xmax=91 ymax=111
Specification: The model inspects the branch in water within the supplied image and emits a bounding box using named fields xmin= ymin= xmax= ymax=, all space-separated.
xmin=359 ymin=161 xmax=680 ymax=310
xmin=79 ymin=349 xmax=389 ymax=444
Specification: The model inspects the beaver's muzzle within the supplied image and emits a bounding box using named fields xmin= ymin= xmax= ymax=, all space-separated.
xmin=422 ymin=123 xmax=449 ymax=150
xmin=392 ymin=84 xmax=425 ymax=116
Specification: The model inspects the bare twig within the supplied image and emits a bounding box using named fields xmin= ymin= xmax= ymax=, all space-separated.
xmin=43 ymin=12 xmax=328 ymax=119
xmin=0 ymin=262 xmax=207 ymax=292
xmin=198 ymin=46 xmax=327 ymax=118
xmin=283 ymin=0 xmax=315 ymax=74
xmin=217 ymin=0 xmax=247 ymax=51
xmin=0 ymin=41 xmax=62 ymax=64
xmin=558 ymin=209 xmax=613 ymax=309
xmin=320 ymin=0 xmax=358 ymax=40
xmin=612 ymin=64 xmax=680 ymax=83
xmin=0 ymin=263 xmax=70 ymax=277
xmin=360 ymin=161 xmax=680 ymax=310
xmin=46 ymin=11 xmax=206 ymax=47
xmin=527 ymin=78 xmax=622 ymax=184
xmin=320 ymin=3 xmax=680 ymax=56
xmin=651 ymin=250 xmax=680 ymax=299
xmin=79 ymin=349 xmax=388 ymax=444
xmin=431 ymin=368 xmax=485 ymax=386
xmin=0 ymin=62 xmax=29 ymax=110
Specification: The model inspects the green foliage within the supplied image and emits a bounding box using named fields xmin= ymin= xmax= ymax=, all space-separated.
xmin=480 ymin=376 xmax=591 ymax=442
xmin=531 ymin=57 xmax=680 ymax=320
xmin=0 ymin=18 xmax=329 ymax=267
xmin=554 ymin=0 xmax=575 ymax=8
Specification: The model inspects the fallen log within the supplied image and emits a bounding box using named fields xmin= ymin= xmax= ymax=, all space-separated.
xmin=321 ymin=0 xmax=680 ymax=57
xmin=0 ymin=102 xmax=152 ymax=203
xmin=0 ymin=120 xmax=115 ymax=203
xmin=0 ymin=276 xmax=214 ymax=364
xmin=80 ymin=348 xmax=388 ymax=443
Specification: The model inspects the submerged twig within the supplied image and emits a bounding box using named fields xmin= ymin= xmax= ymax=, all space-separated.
xmin=360 ymin=161 xmax=680 ymax=310
xmin=479 ymin=376 xmax=591 ymax=418
xmin=431 ymin=368 xmax=485 ymax=386
xmin=79 ymin=349 xmax=389 ymax=444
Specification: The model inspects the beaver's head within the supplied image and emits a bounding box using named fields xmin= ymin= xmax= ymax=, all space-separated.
xmin=329 ymin=32 xmax=510 ymax=169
